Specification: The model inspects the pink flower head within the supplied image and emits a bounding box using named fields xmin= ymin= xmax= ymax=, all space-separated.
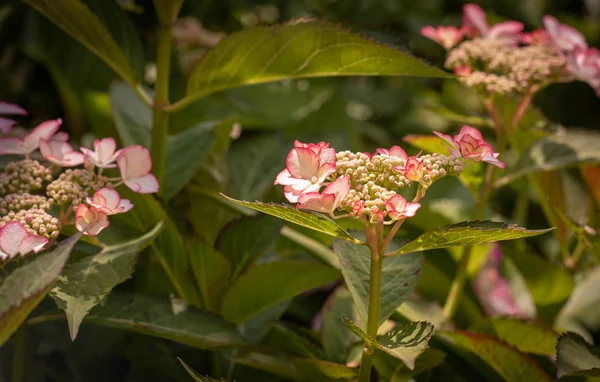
xmin=0 ymin=118 xmax=62 ymax=156
xmin=421 ymin=25 xmax=464 ymax=50
xmin=352 ymin=200 xmax=365 ymax=217
xmin=434 ymin=126 xmax=505 ymax=168
xmin=462 ymin=3 xmax=523 ymax=45
xmin=0 ymin=221 xmax=48 ymax=260
xmin=454 ymin=65 xmax=472 ymax=76
xmin=81 ymin=138 xmax=122 ymax=168
xmin=0 ymin=102 xmax=27 ymax=134
xmin=86 ymin=188 xmax=133 ymax=215
xmin=543 ymin=15 xmax=587 ymax=53
xmin=385 ymin=194 xmax=421 ymax=221
xmin=375 ymin=145 xmax=408 ymax=160
xmin=75 ymin=204 xmax=109 ymax=236
xmin=297 ymin=175 xmax=350 ymax=215
xmin=275 ymin=141 xmax=336 ymax=203
xmin=566 ymin=47 xmax=600 ymax=96
xmin=40 ymin=135 xmax=85 ymax=167
xmin=117 ymin=145 xmax=159 ymax=194
xmin=395 ymin=156 xmax=426 ymax=183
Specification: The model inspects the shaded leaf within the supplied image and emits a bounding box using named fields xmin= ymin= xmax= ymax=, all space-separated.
xmin=188 ymin=239 xmax=231 ymax=313
xmin=343 ymin=318 xmax=434 ymax=370
xmin=23 ymin=0 xmax=137 ymax=86
xmin=183 ymin=20 xmax=450 ymax=105
xmin=0 ymin=234 xmax=80 ymax=346
xmin=221 ymin=196 xmax=360 ymax=243
xmin=265 ymin=323 xmax=326 ymax=359
xmin=293 ymin=358 xmax=358 ymax=382
xmin=556 ymin=267 xmax=600 ymax=340
xmin=496 ymin=129 xmax=600 ymax=186
xmin=216 ymin=215 xmax=283 ymax=279
xmin=178 ymin=358 xmax=225 ymax=382
xmin=556 ymin=332 xmax=600 ymax=378
xmin=373 ymin=348 xmax=446 ymax=381
xmin=390 ymin=221 xmax=553 ymax=256
xmin=109 ymin=81 xmax=151 ymax=147
xmin=321 ymin=286 xmax=359 ymax=363
xmin=50 ymin=222 xmax=163 ymax=340
xmin=221 ymin=260 xmax=340 ymax=324
xmin=334 ymin=239 xmax=423 ymax=325
xmin=439 ymin=330 xmax=551 ymax=381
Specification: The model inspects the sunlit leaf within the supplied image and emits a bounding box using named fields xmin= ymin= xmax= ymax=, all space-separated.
xmin=556 ymin=332 xmax=600 ymax=378
xmin=50 ymin=222 xmax=163 ymax=340
xmin=181 ymin=20 xmax=450 ymax=105
xmin=389 ymin=221 xmax=553 ymax=256
xmin=343 ymin=318 xmax=434 ymax=369
xmin=334 ymin=239 xmax=422 ymax=325
xmin=221 ymin=196 xmax=360 ymax=243
xmin=221 ymin=260 xmax=340 ymax=324
xmin=0 ymin=234 xmax=80 ymax=346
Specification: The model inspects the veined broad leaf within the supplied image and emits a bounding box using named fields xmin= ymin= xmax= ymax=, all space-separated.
xmin=556 ymin=332 xmax=600 ymax=378
xmin=188 ymin=239 xmax=231 ymax=313
xmin=178 ymin=358 xmax=225 ymax=382
xmin=50 ymin=222 xmax=164 ymax=340
xmin=0 ymin=234 xmax=81 ymax=346
xmin=343 ymin=318 xmax=434 ymax=370
xmin=496 ymin=129 xmax=600 ymax=187
xmin=179 ymin=20 xmax=450 ymax=107
xmin=60 ymin=293 xmax=247 ymax=349
xmin=388 ymin=221 xmax=553 ymax=256
xmin=23 ymin=0 xmax=137 ymax=87
xmin=321 ymin=287 xmax=360 ymax=364
xmin=221 ymin=260 xmax=340 ymax=324
xmin=439 ymin=330 xmax=551 ymax=381
xmin=334 ymin=239 xmax=422 ymax=325
xmin=221 ymin=196 xmax=360 ymax=243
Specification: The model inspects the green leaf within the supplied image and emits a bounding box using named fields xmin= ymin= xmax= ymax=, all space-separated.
xmin=496 ymin=129 xmax=600 ymax=187
xmin=221 ymin=260 xmax=340 ymax=324
xmin=72 ymin=293 xmax=247 ymax=349
xmin=221 ymin=196 xmax=360 ymax=243
xmin=439 ymin=330 xmax=551 ymax=381
xmin=293 ymin=358 xmax=358 ymax=382
xmin=181 ymin=20 xmax=450 ymax=106
xmin=0 ymin=234 xmax=80 ymax=346
xmin=556 ymin=332 xmax=600 ymax=378
xmin=556 ymin=267 xmax=600 ymax=340
xmin=216 ymin=215 xmax=282 ymax=279
xmin=321 ymin=287 xmax=359 ymax=364
xmin=343 ymin=318 xmax=434 ymax=369
xmin=264 ymin=323 xmax=326 ymax=359
xmin=109 ymin=81 xmax=151 ymax=147
xmin=178 ymin=358 xmax=225 ymax=382
xmin=188 ymin=239 xmax=231 ymax=313
xmin=373 ymin=348 xmax=446 ymax=381
xmin=334 ymin=239 xmax=422 ymax=325
xmin=50 ymin=222 xmax=163 ymax=340
xmin=472 ymin=317 xmax=559 ymax=356
xmin=23 ymin=0 xmax=137 ymax=86
xmin=390 ymin=221 xmax=553 ymax=256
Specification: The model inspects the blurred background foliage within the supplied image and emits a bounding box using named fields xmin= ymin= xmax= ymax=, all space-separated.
xmin=0 ymin=0 xmax=599 ymax=381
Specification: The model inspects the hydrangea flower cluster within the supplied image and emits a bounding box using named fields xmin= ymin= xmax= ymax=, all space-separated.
xmin=0 ymin=103 xmax=158 ymax=261
xmin=422 ymin=4 xmax=600 ymax=96
xmin=275 ymin=126 xmax=503 ymax=224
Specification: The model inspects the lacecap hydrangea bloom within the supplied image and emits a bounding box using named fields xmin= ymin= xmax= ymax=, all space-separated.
xmin=274 ymin=126 xmax=503 ymax=224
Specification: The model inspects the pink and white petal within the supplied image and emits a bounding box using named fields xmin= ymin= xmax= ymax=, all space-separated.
xmin=0 ymin=117 xmax=17 ymax=134
xmin=117 ymin=145 xmax=153 ymax=180
xmin=52 ymin=132 xmax=69 ymax=142
xmin=458 ymin=125 xmax=484 ymax=141
xmin=388 ymin=146 xmax=408 ymax=159
xmin=462 ymin=3 xmax=488 ymax=36
xmin=124 ymin=173 xmax=159 ymax=194
xmin=481 ymin=153 xmax=506 ymax=168
xmin=433 ymin=131 xmax=459 ymax=150
xmin=283 ymin=186 xmax=304 ymax=203
xmin=94 ymin=138 xmax=117 ymax=163
xmin=323 ymin=175 xmax=350 ymax=198
xmin=420 ymin=26 xmax=439 ymax=42
xmin=0 ymin=138 xmax=25 ymax=155
xmin=94 ymin=188 xmax=121 ymax=209
xmin=297 ymin=192 xmax=336 ymax=213
xmin=23 ymin=118 xmax=62 ymax=153
xmin=318 ymin=147 xmax=336 ymax=165
xmin=0 ymin=222 xmax=29 ymax=257
xmin=488 ymin=21 xmax=524 ymax=42
xmin=0 ymin=102 xmax=27 ymax=116
xmin=61 ymin=151 xmax=85 ymax=167
xmin=19 ymin=235 xmax=48 ymax=254
xmin=116 ymin=199 xmax=134 ymax=214
xmin=286 ymin=147 xmax=318 ymax=179
xmin=316 ymin=162 xmax=337 ymax=184
xmin=404 ymin=202 xmax=421 ymax=217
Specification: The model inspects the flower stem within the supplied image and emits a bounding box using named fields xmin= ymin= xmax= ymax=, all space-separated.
xmin=358 ymin=224 xmax=383 ymax=382
xmin=150 ymin=13 xmax=176 ymax=199
xmin=12 ymin=324 xmax=26 ymax=382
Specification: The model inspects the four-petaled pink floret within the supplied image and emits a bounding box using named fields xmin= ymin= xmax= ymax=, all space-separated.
xmin=0 ymin=118 xmax=62 ymax=156
xmin=40 ymin=133 xmax=85 ymax=167
xmin=117 ymin=145 xmax=160 ymax=194
xmin=421 ymin=26 xmax=465 ymax=50
xmin=297 ymin=175 xmax=350 ymax=215
xmin=462 ymin=3 xmax=523 ymax=45
xmin=275 ymin=140 xmax=336 ymax=203
xmin=0 ymin=221 xmax=48 ymax=260
xmin=0 ymin=102 xmax=27 ymax=134
xmin=434 ymin=125 xmax=505 ymax=168
xmin=375 ymin=145 xmax=408 ymax=160
xmin=395 ymin=156 xmax=426 ymax=183
xmin=385 ymin=194 xmax=421 ymax=221
xmin=81 ymin=138 xmax=122 ymax=168
xmin=86 ymin=188 xmax=133 ymax=215
xmin=75 ymin=204 xmax=109 ymax=236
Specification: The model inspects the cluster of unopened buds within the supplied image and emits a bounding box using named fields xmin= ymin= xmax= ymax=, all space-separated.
xmin=422 ymin=3 xmax=600 ymax=96
xmin=275 ymin=125 xmax=504 ymax=224
xmin=0 ymin=102 xmax=158 ymax=261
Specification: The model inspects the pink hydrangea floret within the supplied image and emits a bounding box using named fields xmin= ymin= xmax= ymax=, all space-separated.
xmin=297 ymin=175 xmax=350 ymax=216
xmin=0 ymin=221 xmax=48 ymax=260
xmin=86 ymin=188 xmax=133 ymax=215
xmin=434 ymin=125 xmax=505 ymax=168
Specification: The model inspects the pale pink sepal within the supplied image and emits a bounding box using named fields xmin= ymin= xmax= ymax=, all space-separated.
xmin=297 ymin=175 xmax=350 ymax=214
xmin=376 ymin=145 xmax=408 ymax=160
xmin=566 ymin=47 xmax=600 ymax=96
xmin=420 ymin=26 xmax=464 ymax=50
xmin=0 ymin=118 xmax=62 ymax=155
xmin=0 ymin=117 xmax=18 ymax=134
xmin=75 ymin=204 xmax=109 ymax=236
xmin=40 ymin=138 xmax=85 ymax=167
xmin=81 ymin=137 xmax=122 ymax=168
xmin=385 ymin=194 xmax=421 ymax=221
xmin=86 ymin=188 xmax=133 ymax=215
xmin=543 ymin=15 xmax=587 ymax=53
xmin=117 ymin=145 xmax=159 ymax=194
xmin=434 ymin=126 xmax=505 ymax=168
xmin=0 ymin=102 xmax=27 ymax=116
xmin=0 ymin=221 xmax=48 ymax=260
